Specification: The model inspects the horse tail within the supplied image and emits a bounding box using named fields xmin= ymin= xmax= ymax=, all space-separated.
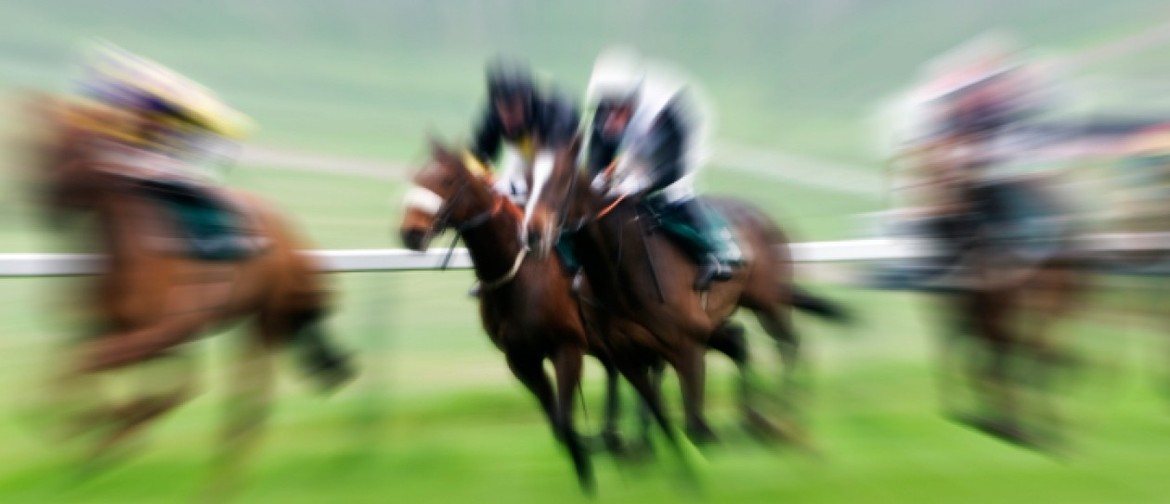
xmin=290 ymin=308 xmax=356 ymax=393
xmin=244 ymin=192 xmax=356 ymax=393
xmin=791 ymin=286 xmax=853 ymax=325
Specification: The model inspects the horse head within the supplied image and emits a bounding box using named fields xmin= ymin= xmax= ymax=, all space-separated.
xmin=399 ymin=137 xmax=497 ymax=251
xmin=21 ymin=94 xmax=122 ymax=223
xmin=523 ymin=135 xmax=590 ymax=260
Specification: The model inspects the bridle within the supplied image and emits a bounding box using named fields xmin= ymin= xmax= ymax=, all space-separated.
xmin=420 ymin=164 xmax=528 ymax=289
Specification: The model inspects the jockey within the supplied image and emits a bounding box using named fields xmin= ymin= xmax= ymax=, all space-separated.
xmin=582 ymin=49 xmax=743 ymax=290
xmin=881 ymin=35 xmax=1059 ymax=289
xmin=71 ymin=41 xmax=263 ymax=259
xmin=469 ymin=58 xmax=580 ymax=204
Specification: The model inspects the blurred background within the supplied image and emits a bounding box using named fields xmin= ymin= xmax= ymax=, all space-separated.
xmin=4 ymin=0 xmax=1170 ymax=502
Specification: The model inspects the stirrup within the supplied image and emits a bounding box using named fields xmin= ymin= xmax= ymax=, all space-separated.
xmin=570 ymin=273 xmax=583 ymax=295
xmin=694 ymin=258 xmax=733 ymax=291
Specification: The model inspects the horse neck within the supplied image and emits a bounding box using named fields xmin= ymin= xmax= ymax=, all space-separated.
xmin=457 ymin=192 xmax=527 ymax=285
xmin=82 ymin=175 xmax=155 ymax=260
xmin=576 ymin=200 xmax=654 ymax=310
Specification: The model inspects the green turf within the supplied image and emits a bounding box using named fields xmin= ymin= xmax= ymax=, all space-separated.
xmin=2 ymin=284 xmax=1170 ymax=503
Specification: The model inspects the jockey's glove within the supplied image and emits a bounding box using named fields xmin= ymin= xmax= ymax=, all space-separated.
xmin=590 ymin=172 xmax=611 ymax=193
xmin=608 ymin=171 xmax=648 ymax=198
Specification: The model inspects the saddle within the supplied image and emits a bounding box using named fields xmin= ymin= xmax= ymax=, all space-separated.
xmin=136 ymin=179 xmax=268 ymax=262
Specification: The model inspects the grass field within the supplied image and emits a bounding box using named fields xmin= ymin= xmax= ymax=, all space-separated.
xmin=2 ymin=1 xmax=1170 ymax=502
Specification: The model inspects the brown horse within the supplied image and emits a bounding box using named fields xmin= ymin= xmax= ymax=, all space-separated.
xmin=24 ymin=97 xmax=353 ymax=478
xmin=398 ymin=140 xmax=615 ymax=492
xmin=524 ymin=138 xmax=849 ymax=456
xmin=903 ymin=138 xmax=1085 ymax=447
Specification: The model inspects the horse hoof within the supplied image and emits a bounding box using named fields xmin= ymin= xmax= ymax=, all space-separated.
xmin=958 ymin=415 xmax=1040 ymax=449
xmin=584 ymin=430 xmax=627 ymax=455
xmin=686 ymin=425 xmax=719 ymax=446
xmin=742 ymin=410 xmax=783 ymax=441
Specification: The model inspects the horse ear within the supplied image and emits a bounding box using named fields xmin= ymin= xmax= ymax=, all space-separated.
xmin=427 ymin=132 xmax=448 ymax=159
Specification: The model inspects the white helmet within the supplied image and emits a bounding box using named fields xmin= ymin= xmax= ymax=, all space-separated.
xmin=586 ymin=47 xmax=645 ymax=105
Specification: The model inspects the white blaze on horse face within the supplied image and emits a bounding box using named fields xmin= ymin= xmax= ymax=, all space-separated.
xmin=522 ymin=150 xmax=556 ymax=245
xmin=402 ymin=186 xmax=445 ymax=217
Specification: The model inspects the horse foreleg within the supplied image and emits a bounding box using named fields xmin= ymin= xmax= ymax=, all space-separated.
xmin=505 ymin=352 xmax=558 ymax=439
xmin=676 ymin=340 xmax=717 ymax=445
xmin=619 ymin=358 xmax=703 ymax=484
xmin=553 ymin=344 xmax=594 ymax=494
xmin=633 ymin=359 xmax=666 ymax=455
xmin=708 ymin=321 xmax=782 ymax=441
xmin=935 ymin=297 xmax=974 ymax=420
xmin=598 ymin=355 xmax=626 ymax=453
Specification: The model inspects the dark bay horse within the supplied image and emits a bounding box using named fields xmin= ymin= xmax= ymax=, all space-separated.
xmin=25 ymin=97 xmax=353 ymax=478
xmin=524 ymin=139 xmax=849 ymax=456
xmin=905 ymin=139 xmax=1086 ymax=448
xmin=398 ymin=141 xmax=615 ymax=492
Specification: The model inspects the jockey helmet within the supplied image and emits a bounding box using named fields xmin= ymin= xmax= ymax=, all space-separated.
xmin=487 ymin=58 xmax=535 ymax=106
xmin=587 ymin=48 xmax=644 ymax=109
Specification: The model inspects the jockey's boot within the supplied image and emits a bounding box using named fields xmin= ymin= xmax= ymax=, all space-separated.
xmin=670 ymin=198 xmax=739 ymax=291
xmin=571 ymin=271 xmax=583 ymax=295
xmin=695 ymin=254 xmax=734 ymax=291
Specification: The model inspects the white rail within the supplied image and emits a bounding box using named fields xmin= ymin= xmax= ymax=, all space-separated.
xmin=0 ymin=234 xmax=1164 ymax=277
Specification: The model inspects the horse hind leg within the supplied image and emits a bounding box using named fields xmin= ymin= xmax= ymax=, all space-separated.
xmin=619 ymin=359 xmax=704 ymax=485
xmin=754 ymin=308 xmax=816 ymax=448
xmin=707 ymin=321 xmax=780 ymax=440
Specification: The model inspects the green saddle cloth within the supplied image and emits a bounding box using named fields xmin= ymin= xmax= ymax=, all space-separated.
xmin=652 ymin=199 xmax=742 ymax=264
xmin=552 ymin=198 xmax=742 ymax=273
xmin=138 ymin=180 xmax=259 ymax=262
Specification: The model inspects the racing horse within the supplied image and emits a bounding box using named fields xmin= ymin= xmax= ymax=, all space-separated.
xmin=24 ymin=96 xmax=354 ymax=478
xmin=398 ymin=140 xmax=611 ymax=492
xmin=523 ymin=137 xmax=850 ymax=461
xmin=898 ymin=138 xmax=1086 ymax=448
xmin=397 ymin=140 xmax=790 ymax=492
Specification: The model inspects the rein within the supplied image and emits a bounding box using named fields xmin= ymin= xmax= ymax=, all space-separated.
xmin=431 ymin=178 xmax=529 ymax=289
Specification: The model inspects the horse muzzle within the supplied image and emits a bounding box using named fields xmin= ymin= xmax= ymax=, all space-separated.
xmin=400 ymin=227 xmax=431 ymax=252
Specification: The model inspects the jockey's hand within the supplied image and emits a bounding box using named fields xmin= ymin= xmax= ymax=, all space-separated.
xmin=590 ymin=172 xmax=611 ymax=193
xmin=492 ymin=177 xmax=517 ymax=197
xmin=607 ymin=172 xmax=648 ymax=199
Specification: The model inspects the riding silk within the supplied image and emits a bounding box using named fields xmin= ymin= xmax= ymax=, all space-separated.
xmin=470 ymin=90 xmax=580 ymax=169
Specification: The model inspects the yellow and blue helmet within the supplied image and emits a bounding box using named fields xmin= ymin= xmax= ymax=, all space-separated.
xmin=77 ymin=40 xmax=253 ymax=140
